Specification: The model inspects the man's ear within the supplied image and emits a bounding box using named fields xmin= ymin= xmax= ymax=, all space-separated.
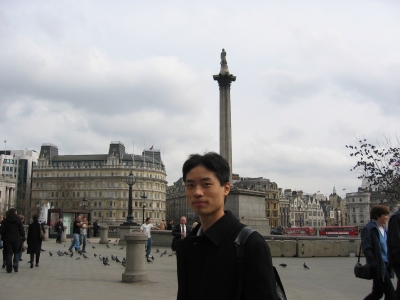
xmin=223 ymin=182 xmax=231 ymax=196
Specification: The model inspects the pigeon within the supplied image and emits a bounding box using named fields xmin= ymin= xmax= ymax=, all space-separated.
xmin=168 ymin=253 xmax=173 ymax=257
xmin=106 ymin=245 xmax=110 ymax=248
xmin=41 ymin=249 xmax=46 ymax=252
xmin=76 ymin=257 xmax=80 ymax=260
xmin=156 ymin=249 xmax=160 ymax=253
xmin=111 ymin=255 xmax=116 ymax=261
xmin=103 ymin=257 xmax=110 ymax=266
xmin=105 ymin=256 xmax=109 ymax=263
xmin=279 ymin=264 xmax=287 ymax=268
xmin=99 ymin=255 xmax=103 ymax=261
xmin=303 ymin=262 xmax=309 ymax=269
xmin=116 ymin=257 xmax=121 ymax=263
xmin=49 ymin=252 xmax=53 ymax=256
xmin=92 ymin=246 xmax=96 ymax=249
xmin=94 ymin=253 xmax=97 ymax=257
xmin=160 ymin=252 xmax=165 ymax=257
xmin=120 ymin=247 xmax=124 ymax=250
xmin=83 ymin=254 xmax=89 ymax=259
xmin=115 ymin=239 xmax=119 ymax=242
xmin=146 ymin=257 xmax=153 ymax=263
xmin=64 ymin=251 xmax=69 ymax=256
xmin=122 ymin=260 xmax=126 ymax=267
xmin=64 ymin=244 xmax=66 ymax=248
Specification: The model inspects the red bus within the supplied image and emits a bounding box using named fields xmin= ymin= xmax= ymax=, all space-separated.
xmin=285 ymin=227 xmax=315 ymax=236
xmin=319 ymin=226 xmax=358 ymax=237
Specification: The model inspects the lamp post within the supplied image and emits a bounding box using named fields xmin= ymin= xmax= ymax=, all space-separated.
xmin=82 ymin=197 xmax=87 ymax=210
xmin=123 ymin=171 xmax=136 ymax=225
xmin=141 ymin=193 xmax=147 ymax=225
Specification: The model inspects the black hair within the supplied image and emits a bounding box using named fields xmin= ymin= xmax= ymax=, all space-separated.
xmin=7 ymin=208 xmax=16 ymax=217
xmin=145 ymin=217 xmax=150 ymax=221
xmin=33 ymin=214 xmax=39 ymax=220
xmin=182 ymin=152 xmax=230 ymax=186
xmin=370 ymin=205 xmax=390 ymax=220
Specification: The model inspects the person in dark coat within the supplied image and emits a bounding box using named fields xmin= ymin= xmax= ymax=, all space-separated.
xmin=171 ymin=216 xmax=191 ymax=251
xmin=27 ymin=214 xmax=43 ymax=268
xmin=1 ymin=212 xmax=7 ymax=269
xmin=362 ymin=205 xmax=395 ymax=300
xmin=0 ymin=208 xmax=25 ymax=273
xmin=93 ymin=220 xmax=99 ymax=237
xmin=55 ymin=218 xmax=64 ymax=243
xmin=176 ymin=152 xmax=277 ymax=300
xmin=388 ymin=207 xmax=400 ymax=299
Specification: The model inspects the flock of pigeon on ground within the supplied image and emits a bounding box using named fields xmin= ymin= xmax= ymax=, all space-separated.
xmin=45 ymin=239 xmax=176 ymax=267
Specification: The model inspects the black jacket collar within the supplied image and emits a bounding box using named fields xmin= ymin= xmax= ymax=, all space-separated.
xmin=200 ymin=210 xmax=239 ymax=246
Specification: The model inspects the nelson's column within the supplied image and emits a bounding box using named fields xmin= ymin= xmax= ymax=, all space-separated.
xmin=213 ymin=49 xmax=236 ymax=182
xmin=213 ymin=49 xmax=270 ymax=235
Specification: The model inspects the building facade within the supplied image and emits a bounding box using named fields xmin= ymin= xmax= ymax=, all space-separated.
xmin=346 ymin=188 xmax=371 ymax=230
xmin=234 ymin=177 xmax=280 ymax=228
xmin=166 ymin=178 xmax=199 ymax=226
xmin=0 ymin=150 xmax=38 ymax=216
xmin=284 ymin=190 xmax=325 ymax=227
xmin=31 ymin=142 xmax=167 ymax=226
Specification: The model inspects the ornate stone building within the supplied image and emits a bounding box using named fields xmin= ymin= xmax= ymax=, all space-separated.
xmin=166 ymin=178 xmax=199 ymax=226
xmin=346 ymin=188 xmax=371 ymax=230
xmin=31 ymin=142 xmax=167 ymax=226
xmin=284 ymin=190 xmax=325 ymax=227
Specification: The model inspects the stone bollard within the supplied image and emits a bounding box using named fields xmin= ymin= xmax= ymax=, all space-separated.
xmin=61 ymin=226 xmax=67 ymax=242
xmin=99 ymin=226 xmax=109 ymax=244
xmin=122 ymin=233 xmax=148 ymax=283
xmin=43 ymin=225 xmax=50 ymax=241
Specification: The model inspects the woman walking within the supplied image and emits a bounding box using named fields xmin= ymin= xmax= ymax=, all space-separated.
xmin=362 ymin=205 xmax=395 ymax=300
xmin=27 ymin=214 xmax=43 ymax=268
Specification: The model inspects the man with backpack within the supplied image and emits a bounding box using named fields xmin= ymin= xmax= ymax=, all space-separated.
xmin=175 ymin=152 xmax=277 ymax=299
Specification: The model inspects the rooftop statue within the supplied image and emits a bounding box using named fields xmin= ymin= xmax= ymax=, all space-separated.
xmin=219 ymin=48 xmax=230 ymax=75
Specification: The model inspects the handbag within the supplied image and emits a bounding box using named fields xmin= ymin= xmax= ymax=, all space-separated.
xmin=354 ymin=244 xmax=372 ymax=280
xmin=40 ymin=225 xmax=45 ymax=240
xmin=235 ymin=227 xmax=287 ymax=300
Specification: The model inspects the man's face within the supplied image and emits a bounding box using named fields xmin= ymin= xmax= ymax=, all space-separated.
xmin=180 ymin=217 xmax=187 ymax=225
xmin=146 ymin=219 xmax=151 ymax=224
xmin=185 ymin=165 xmax=230 ymax=218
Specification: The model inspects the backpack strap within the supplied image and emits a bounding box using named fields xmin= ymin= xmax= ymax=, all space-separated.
xmin=234 ymin=227 xmax=255 ymax=300
xmin=234 ymin=226 xmax=287 ymax=300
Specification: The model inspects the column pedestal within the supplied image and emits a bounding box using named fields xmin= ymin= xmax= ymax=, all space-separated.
xmin=122 ymin=233 xmax=148 ymax=283
xmin=99 ymin=226 xmax=109 ymax=244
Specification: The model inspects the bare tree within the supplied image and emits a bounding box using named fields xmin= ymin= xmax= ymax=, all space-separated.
xmin=54 ymin=178 xmax=75 ymax=209
xmin=347 ymin=136 xmax=400 ymax=208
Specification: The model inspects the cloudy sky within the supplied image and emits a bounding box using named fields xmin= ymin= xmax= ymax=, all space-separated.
xmin=2 ymin=1 xmax=400 ymax=196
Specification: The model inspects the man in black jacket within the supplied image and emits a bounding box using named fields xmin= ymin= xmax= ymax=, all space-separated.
xmin=171 ymin=216 xmax=191 ymax=251
xmin=0 ymin=208 xmax=25 ymax=273
xmin=388 ymin=207 xmax=400 ymax=299
xmin=176 ymin=152 xmax=277 ymax=300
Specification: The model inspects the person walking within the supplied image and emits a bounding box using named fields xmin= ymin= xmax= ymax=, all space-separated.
xmin=362 ymin=205 xmax=395 ymax=300
xmin=388 ymin=207 xmax=400 ymax=300
xmin=140 ymin=218 xmax=159 ymax=260
xmin=55 ymin=218 xmax=64 ymax=244
xmin=18 ymin=215 xmax=25 ymax=262
xmin=27 ymin=214 xmax=43 ymax=268
xmin=171 ymin=216 xmax=191 ymax=252
xmin=68 ymin=215 xmax=82 ymax=253
xmin=0 ymin=208 xmax=25 ymax=273
xmin=93 ymin=219 xmax=100 ymax=237
xmin=1 ymin=212 xmax=6 ymax=269
xmin=79 ymin=217 xmax=88 ymax=252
